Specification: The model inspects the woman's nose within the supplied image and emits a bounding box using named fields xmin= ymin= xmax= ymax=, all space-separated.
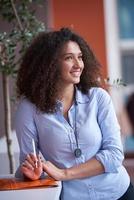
xmin=73 ymin=58 xmax=81 ymax=67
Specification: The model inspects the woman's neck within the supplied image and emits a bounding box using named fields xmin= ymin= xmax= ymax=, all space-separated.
xmin=58 ymin=84 xmax=75 ymax=116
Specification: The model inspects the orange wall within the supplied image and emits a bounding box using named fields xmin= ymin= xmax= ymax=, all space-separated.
xmin=51 ymin=0 xmax=107 ymax=77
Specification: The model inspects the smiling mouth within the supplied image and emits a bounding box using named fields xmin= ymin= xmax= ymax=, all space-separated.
xmin=70 ymin=71 xmax=81 ymax=77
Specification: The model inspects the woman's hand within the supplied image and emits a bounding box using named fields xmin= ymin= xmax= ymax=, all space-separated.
xmin=42 ymin=161 xmax=66 ymax=181
xmin=21 ymin=154 xmax=43 ymax=180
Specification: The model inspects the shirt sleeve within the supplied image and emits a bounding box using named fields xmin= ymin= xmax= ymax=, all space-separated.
xmin=95 ymin=88 xmax=124 ymax=173
xmin=14 ymin=99 xmax=39 ymax=178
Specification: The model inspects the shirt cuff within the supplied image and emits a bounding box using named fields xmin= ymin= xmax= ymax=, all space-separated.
xmin=95 ymin=150 xmax=123 ymax=173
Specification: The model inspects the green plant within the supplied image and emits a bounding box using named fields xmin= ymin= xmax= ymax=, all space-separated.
xmin=0 ymin=0 xmax=45 ymax=173
xmin=104 ymin=77 xmax=127 ymax=87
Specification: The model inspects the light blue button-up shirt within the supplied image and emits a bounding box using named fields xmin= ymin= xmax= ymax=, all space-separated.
xmin=15 ymin=87 xmax=130 ymax=200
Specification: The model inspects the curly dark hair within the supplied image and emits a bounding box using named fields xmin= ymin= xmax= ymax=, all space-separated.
xmin=17 ymin=27 xmax=102 ymax=113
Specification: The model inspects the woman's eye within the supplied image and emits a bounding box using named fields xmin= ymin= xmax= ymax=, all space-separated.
xmin=65 ymin=56 xmax=72 ymax=60
xmin=78 ymin=55 xmax=83 ymax=60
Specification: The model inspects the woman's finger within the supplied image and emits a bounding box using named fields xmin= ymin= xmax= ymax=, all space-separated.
xmin=25 ymin=154 xmax=37 ymax=168
xmin=22 ymin=160 xmax=34 ymax=170
xmin=30 ymin=153 xmax=38 ymax=162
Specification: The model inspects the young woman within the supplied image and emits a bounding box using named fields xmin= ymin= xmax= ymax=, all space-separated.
xmin=15 ymin=28 xmax=133 ymax=199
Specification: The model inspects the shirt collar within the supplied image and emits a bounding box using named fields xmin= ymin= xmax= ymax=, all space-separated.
xmin=75 ymin=86 xmax=90 ymax=104
xmin=56 ymin=86 xmax=90 ymax=110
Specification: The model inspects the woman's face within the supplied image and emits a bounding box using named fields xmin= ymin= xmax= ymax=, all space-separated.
xmin=58 ymin=40 xmax=84 ymax=87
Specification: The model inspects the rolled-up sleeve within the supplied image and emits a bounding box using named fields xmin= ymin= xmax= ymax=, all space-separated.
xmin=95 ymin=89 xmax=124 ymax=173
xmin=15 ymin=99 xmax=39 ymax=178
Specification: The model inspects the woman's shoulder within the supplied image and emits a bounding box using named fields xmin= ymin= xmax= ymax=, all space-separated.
xmin=18 ymin=97 xmax=35 ymax=107
xmin=16 ymin=97 xmax=36 ymax=116
xmin=88 ymin=87 xmax=110 ymax=100
xmin=76 ymin=87 xmax=111 ymax=104
xmin=14 ymin=98 xmax=38 ymax=128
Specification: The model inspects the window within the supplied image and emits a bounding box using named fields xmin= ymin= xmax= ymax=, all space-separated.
xmin=117 ymin=0 xmax=134 ymax=39
xmin=121 ymin=52 xmax=134 ymax=84
xmin=117 ymin=0 xmax=134 ymax=86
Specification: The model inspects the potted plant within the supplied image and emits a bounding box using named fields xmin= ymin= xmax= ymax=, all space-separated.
xmin=0 ymin=0 xmax=45 ymax=173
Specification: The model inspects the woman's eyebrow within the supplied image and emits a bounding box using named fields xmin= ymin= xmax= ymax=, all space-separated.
xmin=61 ymin=52 xmax=82 ymax=57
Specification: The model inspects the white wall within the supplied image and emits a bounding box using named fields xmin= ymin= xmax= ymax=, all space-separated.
xmin=0 ymin=132 xmax=19 ymax=174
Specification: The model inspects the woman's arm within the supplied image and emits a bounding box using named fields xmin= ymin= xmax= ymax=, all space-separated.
xmin=42 ymin=157 xmax=104 ymax=181
xmin=15 ymin=99 xmax=42 ymax=180
xmin=95 ymin=88 xmax=124 ymax=173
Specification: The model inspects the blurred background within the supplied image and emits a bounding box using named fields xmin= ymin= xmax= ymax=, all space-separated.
xmin=0 ymin=0 xmax=134 ymax=180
